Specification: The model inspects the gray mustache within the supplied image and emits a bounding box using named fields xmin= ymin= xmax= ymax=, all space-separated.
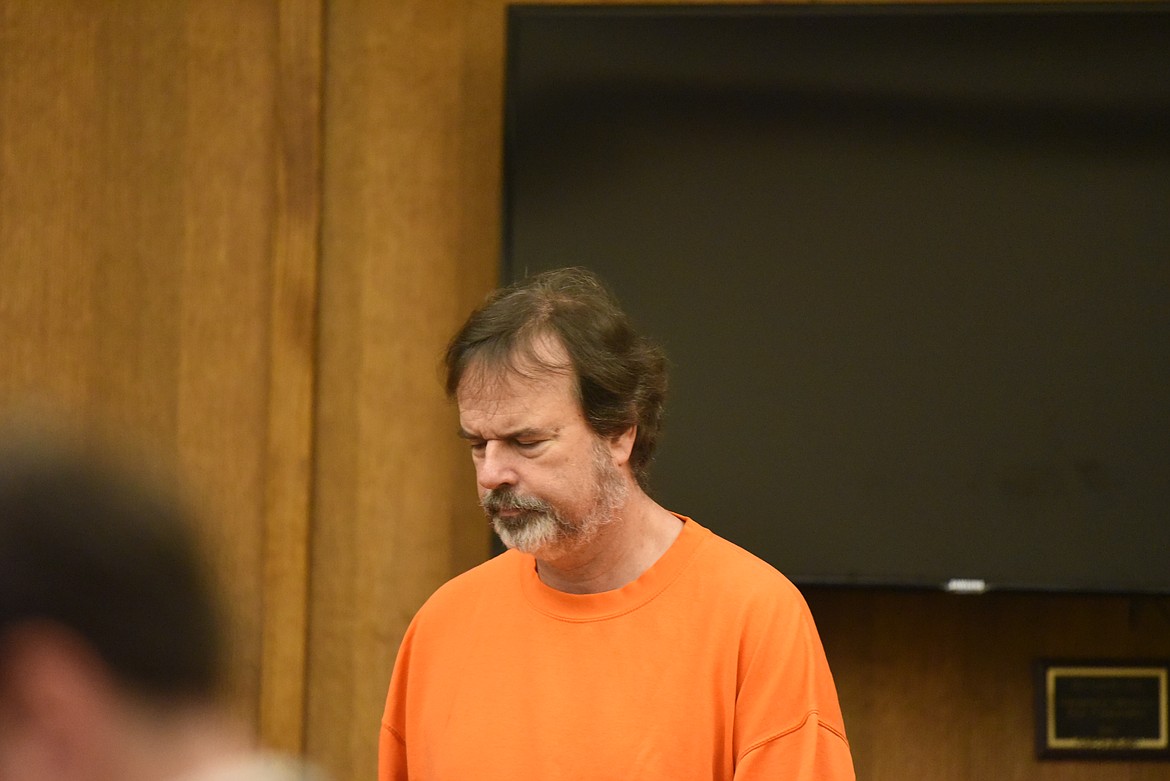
xmin=482 ymin=489 xmax=551 ymax=515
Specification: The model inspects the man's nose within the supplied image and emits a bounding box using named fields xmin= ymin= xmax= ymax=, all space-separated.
xmin=476 ymin=441 xmax=518 ymax=492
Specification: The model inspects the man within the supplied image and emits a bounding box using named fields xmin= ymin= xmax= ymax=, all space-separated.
xmin=379 ymin=268 xmax=855 ymax=779
xmin=0 ymin=428 xmax=316 ymax=781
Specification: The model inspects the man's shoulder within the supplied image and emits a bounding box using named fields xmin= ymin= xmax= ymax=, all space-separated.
xmin=686 ymin=519 xmax=807 ymax=605
xmin=416 ymin=548 xmax=523 ymax=614
xmin=680 ymin=523 xmax=832 ymax=659
xmin=692 ymin=521 xmax=792 ymax=579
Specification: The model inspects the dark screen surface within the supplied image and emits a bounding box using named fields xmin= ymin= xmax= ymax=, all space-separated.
xmin=502 ymin=3 xmax=1170 ymax=593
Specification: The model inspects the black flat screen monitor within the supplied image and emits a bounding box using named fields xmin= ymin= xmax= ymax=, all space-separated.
xmin=501 ymin=3 xmax=1170 ymax=594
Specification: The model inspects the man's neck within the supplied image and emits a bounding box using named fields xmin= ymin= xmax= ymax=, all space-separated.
xmin=535 ymin=493 xmax=684 ymax=594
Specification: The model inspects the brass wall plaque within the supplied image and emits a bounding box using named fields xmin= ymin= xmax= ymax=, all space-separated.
xmin=1036 ymin=660 xmax=1170 ymax=760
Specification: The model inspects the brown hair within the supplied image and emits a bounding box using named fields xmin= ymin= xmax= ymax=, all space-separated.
xmin=445 ymin=267 xmax=668 ymax=489
xmin=0 ymin=432 xmax=224 ymax=702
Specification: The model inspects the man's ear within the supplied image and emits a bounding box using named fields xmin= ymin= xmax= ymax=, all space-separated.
xmin=609 ymin=425 xmax=637 ymax=467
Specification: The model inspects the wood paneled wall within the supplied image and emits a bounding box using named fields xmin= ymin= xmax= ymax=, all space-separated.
xmin=2 ymin=2 xmax=1166 ymax=781
xmin=308 ymin=2 xmax=497 ymax=777
xmin=807 ymin=588 xmax=1170 ymax=780
xmin=0 ymin=0 xmax=317 ymax=741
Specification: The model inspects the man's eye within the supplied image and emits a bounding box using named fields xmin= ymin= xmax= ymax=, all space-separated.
xmin=469 ymin=441 xmax=486 ymax=453
xmin=516 ymin=440 xmax=542 ymax=450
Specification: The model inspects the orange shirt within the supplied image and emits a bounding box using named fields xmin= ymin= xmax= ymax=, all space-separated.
xmin=380 ymin=517 xmax=854 ymax=780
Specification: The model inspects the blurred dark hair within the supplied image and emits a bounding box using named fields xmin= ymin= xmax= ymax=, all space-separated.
xmin=444 ymin=267 xmax=668 ymax=489
xmin=0 ymin=431 xmax=224 ymax=702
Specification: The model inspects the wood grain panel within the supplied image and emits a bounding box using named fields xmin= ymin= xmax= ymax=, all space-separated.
xmin=1 ymin=2 xmax=113 ymax=416
xmin=172 ymin=1 xmax=277 ymax=731
xmin=311 ymin=2 xmax=495 ymax=778
xmin=0 ymin=0 xmax=304 ymax=739
xmin=807 ymin=588 xmax=1170 ymax=780
xmin=259 ymin=0 xmax=323 ymax=756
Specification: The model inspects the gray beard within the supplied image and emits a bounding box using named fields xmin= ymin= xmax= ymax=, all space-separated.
xmin=482 ymin=441 xmax=628 ymax=558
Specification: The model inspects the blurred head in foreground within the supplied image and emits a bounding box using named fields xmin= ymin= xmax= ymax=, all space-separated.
xmin=0 ymin=428 xmax=302 ymax=781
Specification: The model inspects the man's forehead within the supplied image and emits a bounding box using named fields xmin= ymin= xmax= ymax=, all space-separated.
xmin=457 ymin=334 xmax=574 ymax=399
xmin=455 ymin=352 xmax=581 ymax=433
xmin=456 ymin=360 xmax=572 ymax=410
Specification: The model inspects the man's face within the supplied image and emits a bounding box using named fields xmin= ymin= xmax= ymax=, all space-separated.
xmin=456 ymin=344 xmax=629 ymax=559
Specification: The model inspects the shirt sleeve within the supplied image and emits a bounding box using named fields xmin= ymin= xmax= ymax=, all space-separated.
xmin=734 ymin=710 xmax=855 ymax=780
xmin=378 ymin=719 xmax=407 ymax=781
xmin=731 ymin=582 xmax=856 ymax=780
xmin=379 ymin=618 xmax=416 ymax=781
